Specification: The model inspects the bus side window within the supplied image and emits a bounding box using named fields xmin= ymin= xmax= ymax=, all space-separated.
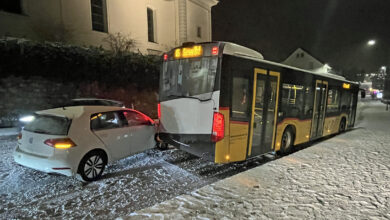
xmin=281 ymin=83 xmax=304 ymax=118
xmin=303 ymin=86 xmax=314 ymax=117
xmin=340 ymin=90 xmax=351 ymax=111
xmin=327 ymin=88 xmax=340 ymax=113
xmin=232 ymin=77 xmax=250 ymax=119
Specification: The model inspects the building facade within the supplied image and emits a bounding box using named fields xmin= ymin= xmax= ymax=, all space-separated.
xmin=282 ymin=48 xmax=332 ymax=74
xmin=0 ymin=0 xmax=218 ymax=54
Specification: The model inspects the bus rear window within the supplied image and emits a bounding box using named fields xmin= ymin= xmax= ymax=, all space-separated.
xmin=24 ymin=115 xmax=71 ymax=135
xmin=160 ymin=56 xmax=218 ymax=101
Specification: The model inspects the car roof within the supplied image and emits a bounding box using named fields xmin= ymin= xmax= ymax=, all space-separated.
xmin=36 ymin=106 xmax=130 ymax=119
xmin=71 ymin=98 xmax=123 ymax=103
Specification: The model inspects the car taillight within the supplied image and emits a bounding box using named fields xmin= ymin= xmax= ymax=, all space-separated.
xmin=212 ymin=112 xmax=224 ymax=142
xmin=17 ymin=133 xmax=22 ymax=140
xmin=158 ymin=103 xmax=161 ymax=119
xmin=44 ymin=138 xmax=76 ymax=149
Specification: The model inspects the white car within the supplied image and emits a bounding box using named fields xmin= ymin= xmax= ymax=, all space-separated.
xmin=14 ymin=106 xmax=156 ymax=181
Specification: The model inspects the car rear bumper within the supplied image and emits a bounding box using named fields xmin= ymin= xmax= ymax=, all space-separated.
xmin=13 ymin=146 xmax=76 ymax=177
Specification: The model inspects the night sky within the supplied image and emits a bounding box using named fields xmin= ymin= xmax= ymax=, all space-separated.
xmin=212 ymin=0 xmax=390 ymax=73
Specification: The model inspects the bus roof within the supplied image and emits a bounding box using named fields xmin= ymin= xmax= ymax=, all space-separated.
xmin=218 ymin=41 xmax=356 ymax=84
xmin=222 ymin=42 xmax=264 ymax=60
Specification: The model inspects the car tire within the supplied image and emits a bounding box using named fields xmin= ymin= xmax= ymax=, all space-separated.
xmin=156 ymin=142 xmax=169 ymax=150
xmin=339 ymin=118 xmax=346 ymax=133
xmin=280 ymin=127 xmax=295 ymax=155
xmin=78 ymin=150 xmax=107 ymax=182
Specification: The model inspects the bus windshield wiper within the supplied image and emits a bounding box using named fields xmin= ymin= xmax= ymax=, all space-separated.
xmin=167 ymin=95 xmax=211 ymax=102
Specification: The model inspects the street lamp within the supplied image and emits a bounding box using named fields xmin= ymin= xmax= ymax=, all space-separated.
xmin=367 ymin=40 xmax=376 ymax=46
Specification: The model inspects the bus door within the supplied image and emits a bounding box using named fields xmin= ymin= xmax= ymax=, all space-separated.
xmin=348 ymin=92 xmax=357 ymax=127
xmin=311 ymin=80 xmax=328 ymax=139
xmin=248 ymin=69 xmax=280 ymax=156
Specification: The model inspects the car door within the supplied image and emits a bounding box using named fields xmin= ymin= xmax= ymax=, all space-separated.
xmin=122 ymin=110 xmax=155 ymax=155
xmin=91 ymin=111 xmax=131 ymax=160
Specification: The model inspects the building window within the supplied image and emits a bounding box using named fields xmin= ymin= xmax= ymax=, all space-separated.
xmin=91 ymin=0 xmax=108 ymax=33
xmin=197 ymin=26 xmax=202 ymax=38
xmin=147 ymin=8 xmax=156 ymax=42
xmin=0 ymin=0 xmax=22 ymax=14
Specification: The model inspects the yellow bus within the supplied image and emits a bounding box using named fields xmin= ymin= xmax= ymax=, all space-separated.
xmin=157 ymin=42 xmax=359 ymax=163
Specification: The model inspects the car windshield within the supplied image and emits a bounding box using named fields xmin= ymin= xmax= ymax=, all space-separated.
xmin=160 ymin=56 xmax=218 ymax=101
xmin=24 ymin=114 xmax=71 ymax=135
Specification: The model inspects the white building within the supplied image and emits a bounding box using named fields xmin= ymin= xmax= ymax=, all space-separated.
xmin=282 ymin=48 xmax=332 ymax=74
xmin=0 ymin=0 xmax=218 ymax=55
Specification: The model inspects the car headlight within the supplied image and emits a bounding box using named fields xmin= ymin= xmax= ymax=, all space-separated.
xmin=19 ymin=115 xmax=35 ymax=123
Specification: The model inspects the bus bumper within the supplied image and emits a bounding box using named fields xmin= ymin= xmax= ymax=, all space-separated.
xmin=158 ymin=132 xmax=215 ymax=161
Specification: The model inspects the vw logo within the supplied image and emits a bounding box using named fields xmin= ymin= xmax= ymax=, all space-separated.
xmin=29 ymin=137 xmax=33 ymax=144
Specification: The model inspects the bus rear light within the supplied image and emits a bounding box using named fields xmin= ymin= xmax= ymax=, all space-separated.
xmin=44 ymin=138 xmax=76 ymax=149
xmin=211 ymin=46 xmax=219 ymax=55
xmin=158 ymin=103 xmax=161 ymax=119
xmin=212 ymin=112 xmax=224 ymax=142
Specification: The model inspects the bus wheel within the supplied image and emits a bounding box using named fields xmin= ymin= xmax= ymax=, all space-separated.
xmin=280 ymin=127 xmax=294 ymax=154
xmin=339 ymin=118 xmax=346 ymax=133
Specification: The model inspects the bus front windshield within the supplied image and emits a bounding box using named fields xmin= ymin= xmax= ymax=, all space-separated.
xmin=160 ymin=56 xmax=218 ymax=101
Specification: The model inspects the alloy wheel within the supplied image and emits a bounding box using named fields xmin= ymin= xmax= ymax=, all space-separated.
xmin=84 ymin=155 xmax=104 ymax=179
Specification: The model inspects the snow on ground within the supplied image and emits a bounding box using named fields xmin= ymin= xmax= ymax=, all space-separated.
xmin=0 ymin=129 xmax=273 ymax=219
xmin=1 ymin=99 xmax=389 ymax=219
xmin=0 ymin=127 xmax=18 ymax=137
xmin=128 ymin=100 xmax=390 ymax=219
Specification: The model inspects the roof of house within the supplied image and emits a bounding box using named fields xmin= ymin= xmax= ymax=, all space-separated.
xmin=283 ymin=47 xmax=326 ymax=65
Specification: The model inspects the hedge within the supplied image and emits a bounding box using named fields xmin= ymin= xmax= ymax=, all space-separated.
xmin=0 ymin=38 xmax=161 ymax=89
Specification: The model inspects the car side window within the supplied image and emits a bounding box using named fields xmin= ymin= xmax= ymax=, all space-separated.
xmin=90 ymin=111 xmax=124 ymax=131
xmin=122 ymin=111 xmax=149 ymax=126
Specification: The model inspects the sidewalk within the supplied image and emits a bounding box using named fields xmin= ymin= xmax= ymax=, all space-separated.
xmin=126 ymin=101 xmax=390 ymax=219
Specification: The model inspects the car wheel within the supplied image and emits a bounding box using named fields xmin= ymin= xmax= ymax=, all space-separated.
xmin=339 ymin=118 xmax=346 ymax=133
xmin=156 ymin=142 xmax=169 ymax=150
xmin=280 ymin=127 xmax=294 ymax=155
xmin=78 ymin=151 xmax=107 ymax=182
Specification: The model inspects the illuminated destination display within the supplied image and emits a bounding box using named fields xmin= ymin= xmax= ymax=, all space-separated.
xmin=343 ymin=83 xmax=351 ymax=89
xmin=174 ymin=45 xmax=203 ymax=59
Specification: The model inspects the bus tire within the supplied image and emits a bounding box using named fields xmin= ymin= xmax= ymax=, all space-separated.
xmin=280 ymin=127 xmax=295 ymax=155
xmin=339 ymin=118 xmax=346 ymax=133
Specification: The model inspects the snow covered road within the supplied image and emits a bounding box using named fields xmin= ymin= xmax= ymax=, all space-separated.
xmin=1 ymin=100 xmax=389 ymax=219
xmin=0 ymin=127 xmax=273 ymax=219
xmin=128 ymin=100 xmax=390 ymax=219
